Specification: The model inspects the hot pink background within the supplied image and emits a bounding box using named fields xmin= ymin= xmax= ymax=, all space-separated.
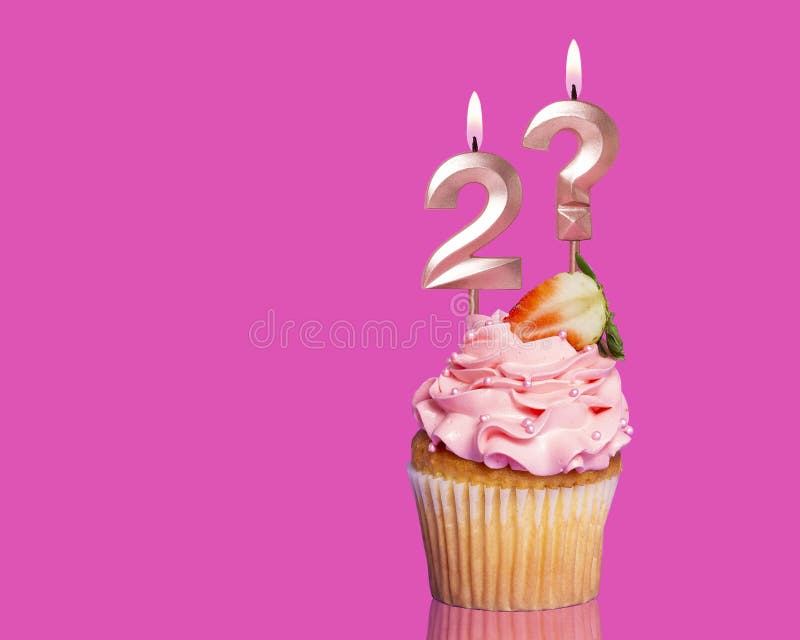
xmin=1 ymin=1 xmax=796 ymax=637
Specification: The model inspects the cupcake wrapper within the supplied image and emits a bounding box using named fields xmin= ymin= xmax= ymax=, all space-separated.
xmin=408 ymin=464 xmax=619 ymax=611
xmin=427 ymin=598 xmax=602 ymax=640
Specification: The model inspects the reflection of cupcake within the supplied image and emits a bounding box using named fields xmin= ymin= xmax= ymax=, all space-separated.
xmin=427 ymin=598 xmax=602 ymax=640
xmin=409 ymin=269 xmax=632 ymax=611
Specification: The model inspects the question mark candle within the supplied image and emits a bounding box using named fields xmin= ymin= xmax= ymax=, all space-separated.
xmin=423 ymin=92 xmax=523 ymax=315
xmin=523 ymin=40 xmax=619 ymax=273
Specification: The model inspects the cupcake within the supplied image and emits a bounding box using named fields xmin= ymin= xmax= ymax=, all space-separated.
xmin=408 ymin=266 xmax=631 ymax=611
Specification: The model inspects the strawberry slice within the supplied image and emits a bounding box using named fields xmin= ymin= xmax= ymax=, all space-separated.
xmin=505 ymin=271 xmax=607 ymax=351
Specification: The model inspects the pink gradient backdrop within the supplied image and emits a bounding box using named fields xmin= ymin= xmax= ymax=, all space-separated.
xmin=1 ymin=1 xmax=796 ymax=638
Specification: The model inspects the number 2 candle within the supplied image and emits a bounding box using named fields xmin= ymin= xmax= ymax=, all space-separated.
xmin=423 ymin=92 xmax=523 ymax=315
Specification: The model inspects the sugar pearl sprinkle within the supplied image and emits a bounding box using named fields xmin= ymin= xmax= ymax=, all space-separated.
xmin=620 ymin=418 xmax=628 ymax=427
xmin=591 ymin=430 xmax=602 ymax=441
xmin=450 ymin=388 xmax=460 ymax=395
xmin=428 ymin=442 xmax=437 ymax=453
xmin=624 ymin=426 xmax=634 ymax=436
xmin=479 ymin=414 xmax=490 ymax=423
xmin=466 ymin=331 xmax=476 ymax=341
xmin=583 ymin=344 xmax=593 ymax=352
xmin=483 ymin=377 xmax=493 ymax=386
xmin=523 ymin=379 xmax=532 ymax=389
xmin=442 ymin=368 xmax=451 ymax=377
xmin=558 ymin=330 xmax=568 ymax=340
xmin=569 ymin=388 xmax=580 ymax=398
xmin=522 ymin=418 xmax=535 ymax=434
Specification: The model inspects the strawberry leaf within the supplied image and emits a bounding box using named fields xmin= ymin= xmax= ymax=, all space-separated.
xmin=576 ymin=254 xmax=625 ymax=360
xmin=605 ymin=313 xmax=625 ymax=359
xmin=575 ymin=254 xmax=599 ymax=284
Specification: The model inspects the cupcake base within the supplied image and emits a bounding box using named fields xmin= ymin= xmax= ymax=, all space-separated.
xmin=409 ymin=431 xmax=620 ymax=611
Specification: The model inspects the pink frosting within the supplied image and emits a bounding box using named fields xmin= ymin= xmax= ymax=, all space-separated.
xmin=413 ymin=310 xmax=631 ymax=476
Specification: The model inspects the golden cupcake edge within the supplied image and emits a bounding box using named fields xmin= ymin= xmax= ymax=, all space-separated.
xmin=411 ymin=429 xmax=620 ymax=490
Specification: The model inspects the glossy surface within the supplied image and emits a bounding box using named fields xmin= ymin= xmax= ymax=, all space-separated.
xmin=428 ymin=599 xmax=602 ymax=639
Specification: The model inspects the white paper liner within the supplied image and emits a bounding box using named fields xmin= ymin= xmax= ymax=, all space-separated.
xmin=408 ymin=463 xmax=619 ymax=611
xmin=427 ymin=597 xmax=602 ymax=640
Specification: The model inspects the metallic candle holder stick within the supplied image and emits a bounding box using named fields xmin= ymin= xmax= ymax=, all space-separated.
xmin=523 ymin=40 xmax=619 ymax=272
xmin=423 ymin=92 xmax=522 ymax=315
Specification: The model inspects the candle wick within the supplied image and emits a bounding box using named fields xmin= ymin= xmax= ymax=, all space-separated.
xmin=571 ymin=84 xmax=577 ymax=100
xmin=471 ymin=136 xmax=478 ymax=152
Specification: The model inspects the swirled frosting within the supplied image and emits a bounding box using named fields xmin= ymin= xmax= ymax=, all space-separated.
xmin=413 ymin=310 xmax=631 ymax=476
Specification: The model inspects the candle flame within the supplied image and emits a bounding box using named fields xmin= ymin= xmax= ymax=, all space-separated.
xmin=566 ymin=39 xmax=582 ymax=98
xmin=467 ymin=91 xmax=483 ymax=150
